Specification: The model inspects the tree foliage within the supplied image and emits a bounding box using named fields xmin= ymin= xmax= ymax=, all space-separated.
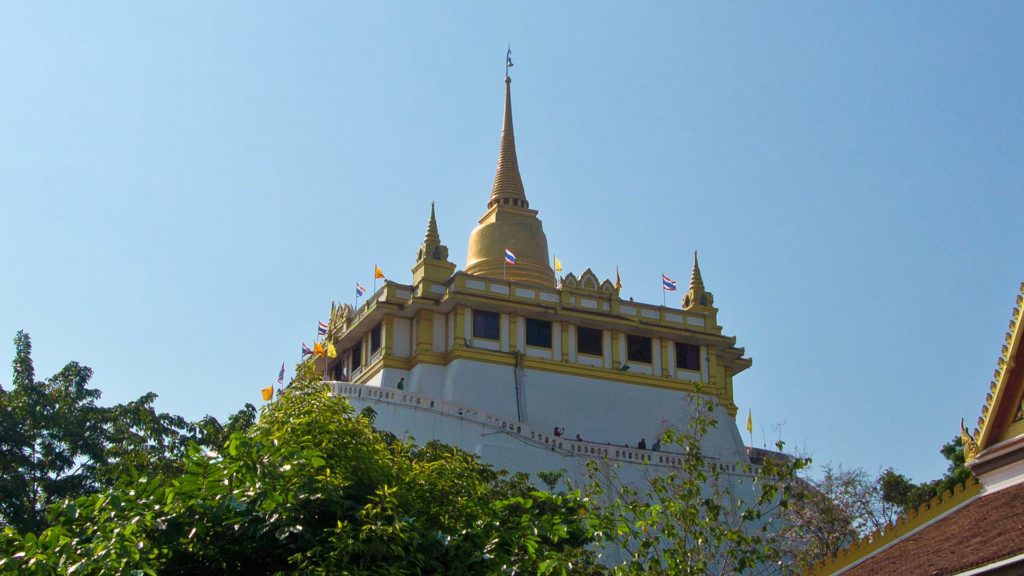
xmin=0 ymin=359 xmax=594 ymax=575
xmin=0 ymin=331 xmax=255 ymax=535
xmin=584 ymin=394 xmax=809 ymax=575
xmin=783 ymin=437 xmax=975 ymax=568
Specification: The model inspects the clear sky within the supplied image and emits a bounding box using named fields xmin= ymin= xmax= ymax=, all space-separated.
xmin=1 ymin=3 xmax=1021 ymax=483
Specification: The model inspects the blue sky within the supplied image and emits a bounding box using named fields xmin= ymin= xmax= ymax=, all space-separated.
xmin=1 ymin=3 xmax=1021 ymax=482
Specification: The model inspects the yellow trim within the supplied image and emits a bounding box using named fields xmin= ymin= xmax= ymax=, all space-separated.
xmin=383 ymin=316 xmax=394 ymax=356
xmin=559 ymin=321 xmax=569 ymax=362
xmin=453 ymin=305 xmax=466 ymax=347
xmin=972 ymin=282 xmax=1024 ymax=458
xmin=415 ymin=310 xmax=433 ymax=354
xmin=1004 ymin=417 xmax=1024 ymax=442
xmin=348 ymin=340 xmax=734 ymax=404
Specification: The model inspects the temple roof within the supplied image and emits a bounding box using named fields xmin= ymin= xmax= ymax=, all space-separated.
xmin=835 ymin=481 xmax=1024 ymax=576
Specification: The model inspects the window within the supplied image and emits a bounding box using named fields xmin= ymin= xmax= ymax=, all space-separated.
xmin=473 ymin=310 xmax=500 ymax=340
xmin=350 ymin=341 xmax=363 ymax=371
xmin=627 ymin=334 xmax=652 ymax=364
xmin=370 ymin=324 xmax=382 ymax=354
xmin=676 ymin=343 xmax=700 ymax=371
xmin=525 ymin=318 xmax=552 ymax=349
xmin=576 ymin=326 xmax=603 ymax=356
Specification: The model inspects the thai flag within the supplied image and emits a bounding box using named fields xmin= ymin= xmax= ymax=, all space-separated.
xmin=662 ymin=274 xmax=677 ymax=291
xmin=301 ymin=343 xmax=313 ymax=357
xmin=504 ymin=248 xmax=517 ymax=265
xmin=317 ymin=321 xmax=329 ymax=336
xmin=277 ymin=362 xmax=285 ymax=384
xmin=356 ymin=283 xmax=366 ymax=297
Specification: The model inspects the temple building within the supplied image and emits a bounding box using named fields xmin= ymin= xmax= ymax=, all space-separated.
xmin=808 ymin=282 xmax=1024 ymax=576
xmin=320 ymin=73 xmax=755 ymax=488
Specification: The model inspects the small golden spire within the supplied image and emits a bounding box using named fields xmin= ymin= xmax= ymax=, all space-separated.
xmin=682 ymin=250 xmax=713 ymax=311
xmin=488 ymin=74 xmax=528 ymax=209
xmin=689 ymin=251 xmax=705 ymax=293
xmin=424 ymin=201 xmax=440 ymax=246
xmin=417 ymin=201 xmax=449 ymax=264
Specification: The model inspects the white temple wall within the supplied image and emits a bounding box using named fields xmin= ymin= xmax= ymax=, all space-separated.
xmin=384 ymin=357 xmax=747 ymax=464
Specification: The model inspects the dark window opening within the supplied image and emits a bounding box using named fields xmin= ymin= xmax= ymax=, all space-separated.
xmin=525 ymin=318 xmax=552 ymax=349
xmin=473 ymin=310 xmax=500 ymax=340
xmin=676 ymin=343 xmax=700 ymax=371
xmin=350 ymin=341 xmax=363 ymax=371
xmin=627 ymin=335 xmax=652 ymax=364
xmin=370 ymin=324 xmax=382 ymax=354
xmin=577 ymin=326 xmax=603 ymax=356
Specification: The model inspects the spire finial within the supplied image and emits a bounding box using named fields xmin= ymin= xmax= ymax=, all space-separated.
xmin=689 ymin=250 xmax=705 ymax=292
xmin=424 ymin=201 xmax=440 ymax=246
xmin=506 ymin=45 xmax=513 ymax=79
xmin=488 ymin=61 xmax=527 ymax=209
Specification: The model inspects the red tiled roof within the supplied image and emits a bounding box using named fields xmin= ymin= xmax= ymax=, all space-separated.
xmin=840 ymin=482 xmax=1024 ymax=576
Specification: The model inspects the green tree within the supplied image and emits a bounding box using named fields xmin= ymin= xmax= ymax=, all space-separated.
xmin=584 ymin=394 xmax=809 ymax=576
xmin=0 ymin=331 xmax=108 ymax=534
xmin=879 ymin=436 xmax=972 ymax=514
xmin=0 ymin=331 xmax=253 ymax=535
xmin=0 ymin=361 xmax=594 ymax=575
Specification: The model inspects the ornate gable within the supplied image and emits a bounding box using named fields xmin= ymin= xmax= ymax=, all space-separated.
xmin=559 ymin=268 xmax=617 ymax=295
xmin=964 ymin=282 xmax=1024 ymax=473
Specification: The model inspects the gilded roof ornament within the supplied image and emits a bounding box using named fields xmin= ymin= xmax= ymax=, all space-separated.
xmin=488 ymin=74 xmax=527 ymax=209
xmin=689 ymin=251 xmax=705 ymax=293
xmin=464 ymin=66 xmax=554 ymax=287
xmin=969 ymin=280 xmax=1024 ymax=462
xmin=417 ymin=202 xmax=448 ymax=263
xmin=683 ymin=251 xmax=714 ymax=310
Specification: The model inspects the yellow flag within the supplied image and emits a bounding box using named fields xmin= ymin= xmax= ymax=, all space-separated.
xmin=313 ymin=342 xmax=325 ymax=357
xmin=327 ymin=341 xmax=338 ymax=358
xmin=261 ymin=386 xmax=274 ymax=401
xmin=374 ymin=265 xmax=385 ymax=279
xmin=746 ymin=409 xmax=753 ymax=435
xmin=553 ymin=256 xmax=562 ymax=272
xmin=615 ymin=267 xmax=622 ymax=290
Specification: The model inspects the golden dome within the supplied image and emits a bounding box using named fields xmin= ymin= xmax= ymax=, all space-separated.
xmin=465 ymin=76 xmax=555 ymax=287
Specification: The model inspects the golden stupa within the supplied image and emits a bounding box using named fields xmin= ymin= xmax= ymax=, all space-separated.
xmin=465 ymin=75 xmax=555 ymax=287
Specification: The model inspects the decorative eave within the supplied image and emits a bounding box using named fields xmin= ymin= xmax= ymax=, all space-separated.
xmin=964 ymin=282 xmax=1024 ymax=464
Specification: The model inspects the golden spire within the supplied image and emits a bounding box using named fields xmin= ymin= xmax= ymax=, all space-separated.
xmin=683 ymin=250 xmax=714 ymax=311
xmin=424 ymin=201 xmax=440 ymax=246
xmin=412 ymin=202 xmax=454 ymax=285
xmin=488 ymin=76 xmax=528 ymax=210
xmin=464 ymin=68 xmax=554 ymax=287
xmin=689 ymin=251 xmax=705 ymax=292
